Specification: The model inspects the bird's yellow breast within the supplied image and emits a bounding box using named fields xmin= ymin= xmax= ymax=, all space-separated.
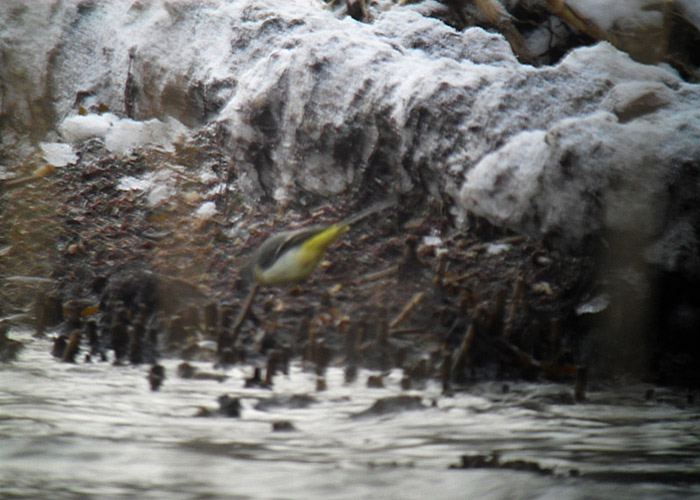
xmin=254 ymin=223 xmax=349 ymax=285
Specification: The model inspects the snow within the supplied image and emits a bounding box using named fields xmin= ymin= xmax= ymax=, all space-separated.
xmin=0 ymin=1 xmax=77 ymax=127
xmin=195 ymin=201 xmax=218 ymax=219
xmin=1 ymin=0 xmax=700 ymax=275
xmin=678 ymin=0 xmax=700 ymax=31
xmin=117 ymin=169 xmax=176 ymax=207
xmin=103 ymin=116 xmax=188 ymax=155
xmin=575 ymin=293 xmax=611 ymax=316
xmin=39 ymin=142 xmax=78 ymax=167
xmin=422 ymin=235 xmax=443 ymax=248
xmin=569 ymin=0 xmax=663 ymax=32
xmin=117 ymin=175 xmax=152 ymax=192
xmin=147 ymin=183 xmax=174 ymax=206
xmin=486 ymin=243 xmax=511 ymax=256
xmin=59 ymin=113 xmax=188 ymax=155
xmin=59 ymin=114 xmax=117 ymax=143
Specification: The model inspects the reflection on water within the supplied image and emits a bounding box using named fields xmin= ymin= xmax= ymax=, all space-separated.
xmin=1 ymin=329 xmax=699 ymax=500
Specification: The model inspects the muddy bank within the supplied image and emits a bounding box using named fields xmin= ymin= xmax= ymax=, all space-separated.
xmin=1 ymin=134 xmax=697 ymax=390
xmin=1 ymin=0 xmax=699 ymax=389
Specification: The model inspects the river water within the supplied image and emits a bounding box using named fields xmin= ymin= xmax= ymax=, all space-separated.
xmin=1 ymin=328 xmax=699 ymax=500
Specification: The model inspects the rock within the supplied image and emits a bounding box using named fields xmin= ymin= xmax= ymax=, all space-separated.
xmin=148 ymin=364 xmax=166 ymax=391
xmin=271 ymin=420 xmax=295 ymax=432
xmin=254 ymin=394 xmax=317 ymax=411
xmin=217 ymin=394 xmax=241 ymax=418
xmin=0 ymin=325 xmax=24 ymax=362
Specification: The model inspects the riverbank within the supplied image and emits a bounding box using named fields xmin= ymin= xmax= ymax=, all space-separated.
xmin=2 ymin=0 xmax=699 ymax=389
xmin=1 ymin=135 xmax=696 ymax=391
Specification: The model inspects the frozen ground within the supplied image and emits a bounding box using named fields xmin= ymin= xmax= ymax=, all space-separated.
xmin=2 ymin=0 xmax=698 ymax=276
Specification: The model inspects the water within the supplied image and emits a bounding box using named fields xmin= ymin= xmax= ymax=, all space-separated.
xmin=1 ymin=329 xmax=699 ymax=500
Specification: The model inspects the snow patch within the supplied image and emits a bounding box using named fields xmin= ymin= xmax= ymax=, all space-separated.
xmin=117 ymin=169 xmax=176 ymax=207
xmin=39 ymin=142 xmax=78 ymax=167
xmin=117 ymin=175 xmax=152 ymax=192
xmin=569 ymin=0 xmax=663 ymax=32
xmin=486 ymin=243 xmax=511 ymax=256
xmin=59 ymin=113 xmax=188 ymax=155
xmin=422 ymin=235 xmax=443 ymax=248
xmin=195 ymin=201 xmax=218 ymax=219
xmin=147 ymin=184 xmax=174 ymax=206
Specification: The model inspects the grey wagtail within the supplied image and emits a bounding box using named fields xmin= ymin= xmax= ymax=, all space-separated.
xmin=244 ymin=199 xmax=395 ymax=286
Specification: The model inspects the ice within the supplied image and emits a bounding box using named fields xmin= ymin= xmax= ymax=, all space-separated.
xmin=199 ymin=169 xmax=217 ymax=184
xmin=460 ymin=42 xmax=700 ymax=272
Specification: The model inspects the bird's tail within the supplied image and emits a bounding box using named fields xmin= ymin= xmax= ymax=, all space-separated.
xmin=341 ymin=197 xmax=397 ymax=227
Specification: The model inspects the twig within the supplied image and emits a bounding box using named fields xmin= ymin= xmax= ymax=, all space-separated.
xmin=389 ymin=291 xmax=425 ymax=329
xmin=356 ymin=265 xmax=398 ymax=283
xmin=476 ymin=0 xmax=533 ymax=63
xmin=230 ymin=283 xmax=259 ymax=343
xmin=443 ymin=269 xmax=478 ymax=286
xmin=545 ymin=0 xmax=616 ymax=45
xmin=219 ymin=283 xmax=259 ymax=358
xmin=4 ymin=276 xmax=55 ymax=286
xmin=0 ymin=164 xmax=56 ymax=191
xmin=451 ymin=323 xmax=475 ymax=376
xmin=388 ymin=327 xmax=426 ymax=336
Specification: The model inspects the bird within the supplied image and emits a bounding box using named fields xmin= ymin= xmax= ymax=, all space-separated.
xmin=244 ymin=199 xmax=394 ymax=286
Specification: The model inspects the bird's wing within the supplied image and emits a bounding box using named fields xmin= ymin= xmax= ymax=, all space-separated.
xmin=256 ymin=226 xmax=326 ymax=270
